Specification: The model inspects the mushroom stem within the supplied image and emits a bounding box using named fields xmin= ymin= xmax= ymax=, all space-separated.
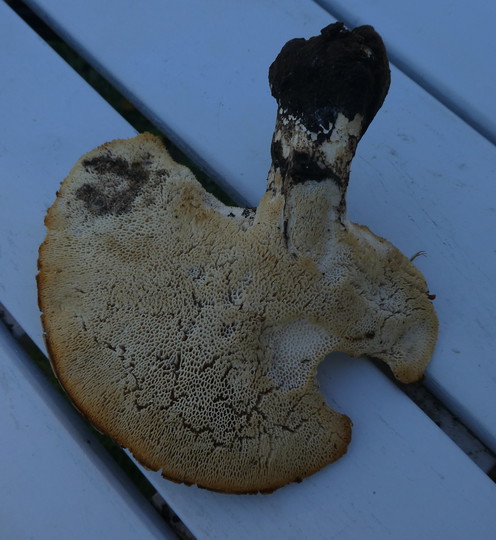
xmin=265 ymin=23 xmax=390 ymax=255
xmin=266 ymin=110 xmax=362 ymax=257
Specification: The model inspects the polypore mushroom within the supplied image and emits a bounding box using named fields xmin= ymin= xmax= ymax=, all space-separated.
xmin=37 ymin=23 xmax=438 ymax=494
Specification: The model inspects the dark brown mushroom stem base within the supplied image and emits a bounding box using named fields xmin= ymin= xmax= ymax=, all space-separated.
xmin=37 ymin=23 xmax=438 ymax=494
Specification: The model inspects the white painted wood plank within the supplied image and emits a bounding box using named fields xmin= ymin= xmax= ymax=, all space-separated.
xmin=18 ymin=0 xmax=496 ymax=450
xmin=1 ymin=4 xmax=495 ymax=539
xmin=0 ymin=323 xmax=172 ymax=540
xmin=317 ymin=0 xmax=496 ymax=143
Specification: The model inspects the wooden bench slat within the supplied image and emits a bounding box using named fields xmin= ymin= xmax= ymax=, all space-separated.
xmin=318 ymin=0 xmax=496 ymax=143
xmin=0 ymin=324 xmax=172 ymax=539
xmin=19 ymin=0 xmax=496 ymax=450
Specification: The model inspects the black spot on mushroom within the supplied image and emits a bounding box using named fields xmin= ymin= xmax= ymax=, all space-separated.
xmin=270 ymin=138 xmax=288 ymax=177
xmin=75 ymin=153 xmax=160 ymax=215
xmin=241 ymin=207 xmax=255 ymax=218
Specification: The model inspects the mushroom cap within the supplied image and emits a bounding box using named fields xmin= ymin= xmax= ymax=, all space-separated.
xmin=38 ymin=134 xmax=353 ymax=493
xmin=38 ymin=24 xmax=438 ymax=494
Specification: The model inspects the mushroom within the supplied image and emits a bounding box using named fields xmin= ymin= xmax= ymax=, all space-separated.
xmin=37 ymin=23 xmax=438 ymax=494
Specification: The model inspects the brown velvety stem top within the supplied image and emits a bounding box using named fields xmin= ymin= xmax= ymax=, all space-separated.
xmin=269 ymin=22 xmax=391 ymax=135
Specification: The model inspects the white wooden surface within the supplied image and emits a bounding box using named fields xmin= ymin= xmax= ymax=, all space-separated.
xmin=0 ymin=324 xmax=171 ymax=539
xmin=317 ymin=0 xmax=496 ymax=143
xmin=1 ymin=0 xmax=495 ymax=538
xmin=17 ymin=0 xmax=496 ymax=451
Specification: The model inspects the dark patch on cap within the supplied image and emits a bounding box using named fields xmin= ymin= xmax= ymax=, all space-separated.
xmin=269 ymin=22 xmax=390 ymax=134
xmin=76 ymin=154 xmax=152 ymax=215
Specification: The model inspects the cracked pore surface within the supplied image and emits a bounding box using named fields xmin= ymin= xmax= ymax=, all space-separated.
xmin=39 ymin=136 xmax=352 ymax=494
xmin=38 ymin=133 xmax=436 ymax=493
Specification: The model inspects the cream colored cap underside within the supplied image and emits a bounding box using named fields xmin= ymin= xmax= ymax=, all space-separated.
xmin=38 ymin=133 xmax=437 ymax=493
